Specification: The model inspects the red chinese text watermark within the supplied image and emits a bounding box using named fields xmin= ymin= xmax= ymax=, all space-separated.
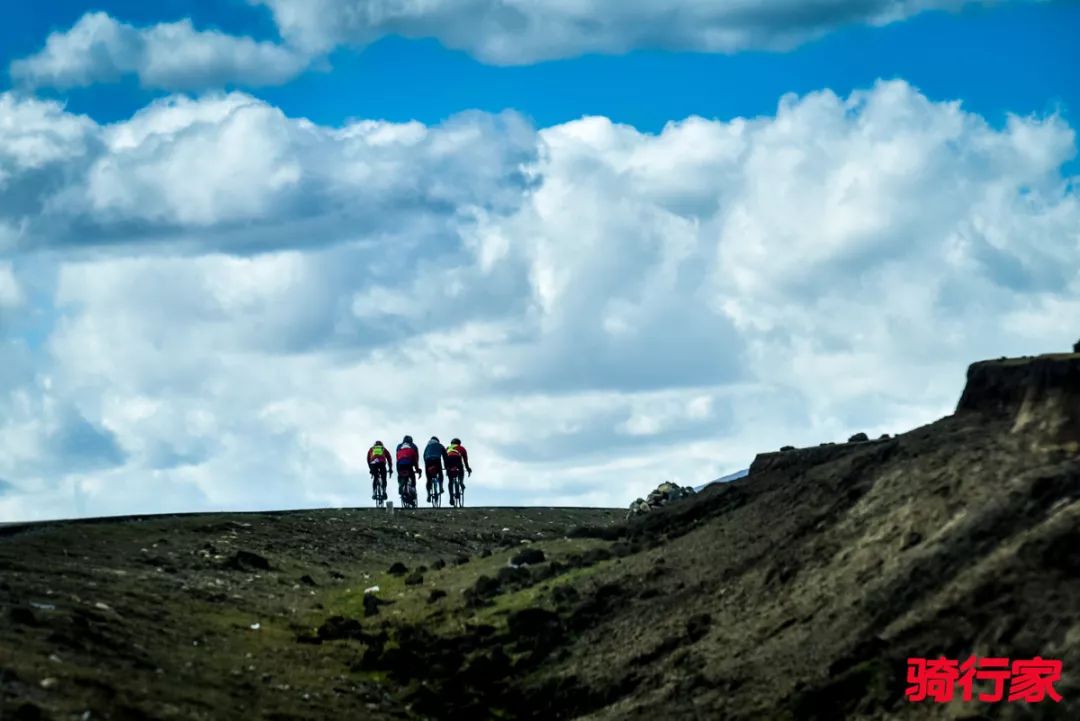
xmin=907 ymin=657 xmax=1063 ymax=703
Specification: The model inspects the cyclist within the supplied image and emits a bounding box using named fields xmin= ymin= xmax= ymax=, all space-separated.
xmin=445 ymin=438 xmax=472 ymax=507
xmin=395 ymin=435 xmax=421 ymax=507
xmin=423 ymin=436 xmax=449 ymax=504
xmin=367 ymin=440 xmax=392 ymax=504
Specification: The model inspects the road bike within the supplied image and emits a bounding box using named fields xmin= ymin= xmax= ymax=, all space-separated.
xmin=370 ymin=467 xmax=388 ymax=508
xmin=398 ymin=471 xmax=419 ymax=509
xmin=429 ymin=471 xmax=444 ymax=509
xmin=448 ymin=469 xmax=466 ymax=508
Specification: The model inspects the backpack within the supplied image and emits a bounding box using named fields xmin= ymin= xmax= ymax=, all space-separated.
xmin=371 ymin=446 xmax=385 ymax=458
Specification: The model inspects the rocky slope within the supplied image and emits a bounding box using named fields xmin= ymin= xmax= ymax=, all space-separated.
xmin=2 ymin=352 xmax=1079 ymax=720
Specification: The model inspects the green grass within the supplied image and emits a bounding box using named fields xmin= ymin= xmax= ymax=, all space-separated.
xmin=319 ymin=537 xmax=615 ymax=635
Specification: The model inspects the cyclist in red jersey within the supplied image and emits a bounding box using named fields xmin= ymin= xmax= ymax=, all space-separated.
xmin=445 ymin=438 xmax=472 ymax=507
xmin=367 ymin=440 xmax=392 ymax=503
xmin=395 ymin=435 xmax=421 ymax=506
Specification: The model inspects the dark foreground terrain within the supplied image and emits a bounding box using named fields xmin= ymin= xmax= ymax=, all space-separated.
xmin=3 ymin=352 xmax=1079 ymax=720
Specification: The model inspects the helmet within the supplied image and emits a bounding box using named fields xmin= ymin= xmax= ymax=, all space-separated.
xmin=451 ymin=438 xmax=461 ymax=445
xmin=403 ymin=435 xmax=413 ymax=444
xmin=375 ymin=440 xmax=383 ymax=447
xmin=430 ymin=436 xmax=439 ymax=443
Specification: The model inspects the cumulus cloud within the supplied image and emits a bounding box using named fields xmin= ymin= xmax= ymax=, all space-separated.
xmin=1 ymin=91 xmax=537 ymax=253
xmin=1 ymin=79 xmax=1078 ymax=521
xmin=10 ymin=2 xmax=1024 ymax=91
xmin=9 ymin=12 xmax=310 ymax=91
xmin=0 ymin=262 xmax=24 ymax=308
xmin=255 ymin=0 xmax=1006 ymax=64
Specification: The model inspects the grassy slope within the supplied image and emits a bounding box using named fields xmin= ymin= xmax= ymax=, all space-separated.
xmin=0 ymin=507 xmax=620 ymax=720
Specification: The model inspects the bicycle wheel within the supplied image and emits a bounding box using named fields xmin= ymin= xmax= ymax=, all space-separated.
xmin=448 ymin=474 xmax=459 ymax=508
xmin=434 ymin=475 xmax=444 ymax=508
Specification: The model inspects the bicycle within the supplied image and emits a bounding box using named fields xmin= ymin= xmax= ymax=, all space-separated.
xmin=399 ymin=470 xmax=419 ymax=509
xmin=448 ymin=468 xmax=466 ymax=508
xmin=370 ymin=467 xmax=388 ymax=508
xmin=429 ymin=471 xmax=444 ymax=508
xmin=424 ymin=461 xmax=445 ymax=508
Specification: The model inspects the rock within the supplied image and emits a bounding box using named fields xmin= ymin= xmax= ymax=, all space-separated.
xmin=496 ymin=566 xmax=531 ymax=588
xmin=531 ymin=560 xmax=565 ymax=583
xmin=428 ymin=589 xmax=447 ymax=604
xmin=12 ymin=703 xmax=45 ymax=721
xmin=317 ymin=616 xmax=364 ymax=642
xmin=879 ymin=434 xmax=891 ymax=440
xmin=9 ymin=607 xmax=37 ymax=626
xmin=780 ymin=445 xmax=796 ymax=452
xmin=223 ymin=550 xmax=271 ymax=572
xmin=465 ymin=575 xmax=502 ymax=607
xmin=848 ymin=432 xmax=869 ymax=443
xmin=901 ymin=531 xmax=923 ymax=550
xmin=432 ymin=559 xmax=447 ymax=570
xmin=387 ymin=562 xmax=409 ymax=576
xmin=628 ymin=481 xmax=697 ymax=517
xmin=454 ymin=555 xmax=471 ymax=566
xmin=299 ymin=575 xmax=317 ymax=587
xmin=686 ymin=613 xmax=712 ymax=642
xmin=363 ymin=595 xmax=382 ymax=618
xmin=511 ymin=548 xmax=546 ymax=566
xmin=507 ymin=608 xmax=563 ymax=642
xmin=404 ymin=572 xmax=424 ymax=586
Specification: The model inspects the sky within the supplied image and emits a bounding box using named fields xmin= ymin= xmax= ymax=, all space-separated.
xmin=1 ymin=0 xmax=1078 ymax=521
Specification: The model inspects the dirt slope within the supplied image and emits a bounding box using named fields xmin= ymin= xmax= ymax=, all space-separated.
xmin=3 ymin=353 xmax=1079 ymax=720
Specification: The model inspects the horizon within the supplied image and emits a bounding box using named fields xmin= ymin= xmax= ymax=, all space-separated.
xmin=2 ymin=0 xmax=1079 ymax=522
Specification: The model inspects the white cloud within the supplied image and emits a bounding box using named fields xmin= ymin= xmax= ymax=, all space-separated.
xmin=0 ymin=262 xmax=23 ymax=308
xmin=9 ymin=12 xmax=310 ymax=91
xmin=1 ymin=91 xmax=537 ymax=252
xmin=10 ymin=2 xmax=1028 ymax=92
xmin=1 ymin=79 xmax=1079 ymax=521
xmin=255 ymin=0 xmax=1008 ymax=64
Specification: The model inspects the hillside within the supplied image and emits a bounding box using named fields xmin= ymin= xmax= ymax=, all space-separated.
xmin=2 ymin=352 xmax=1079 ymax=720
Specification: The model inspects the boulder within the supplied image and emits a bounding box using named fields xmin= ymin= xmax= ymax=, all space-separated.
xmin=848 ymin=432 xmax=869 ymax=443
xmin=223 ymin=550 xmax=271 ymax=572
xmin=627 ymin=481 xmax=696 ymax=518
xmin=317 ymin=616 xmax=364 ymax=641
xmin=511 ymin=548 xmax=546 ymax=567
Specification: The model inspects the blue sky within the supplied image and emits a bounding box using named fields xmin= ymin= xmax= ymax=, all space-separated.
xmin=1 ymin=0 xmax=1078 ymax=520
xmin=4 ymin=1 xmax=1078 ymax=131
